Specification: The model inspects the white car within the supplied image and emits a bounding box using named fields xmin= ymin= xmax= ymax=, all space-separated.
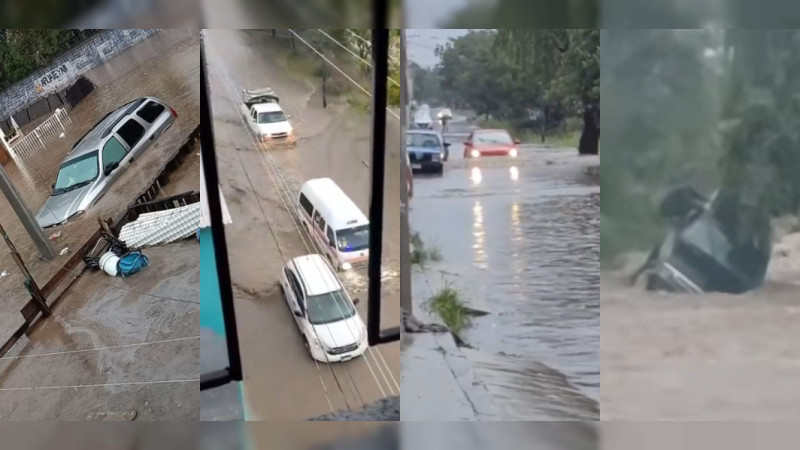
xmin=279 ymin=254 xmax=368 ymax=363
xmin=242 ymin=88 xmax=296 ymax=145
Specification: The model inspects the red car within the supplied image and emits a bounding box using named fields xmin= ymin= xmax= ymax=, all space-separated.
xmin=463 ymin=129 xmax=521 ymax=159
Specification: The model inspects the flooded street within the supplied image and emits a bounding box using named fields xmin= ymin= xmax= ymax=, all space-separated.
xmin=204 ymin=29 xmax=399 ymax=420
xmin=0 ymin=30 xmax=199 ymax=419
xmin=404 ymin=120 xmax=599 ymax=420
xmin=0 ymin=30 xmax=199 ymax=341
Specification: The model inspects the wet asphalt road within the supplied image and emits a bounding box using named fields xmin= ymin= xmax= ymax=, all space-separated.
xmin=407 ymin=120 xmax=599 ymax=420
xmin=205 ymin=29 xmax=400 ymax=421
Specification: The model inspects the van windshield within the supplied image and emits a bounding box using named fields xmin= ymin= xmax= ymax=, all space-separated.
xmin=336 ymin=224 xmax=369 ymax=252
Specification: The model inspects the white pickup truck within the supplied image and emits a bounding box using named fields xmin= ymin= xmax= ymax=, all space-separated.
xmin=242 ymin=88 xmax=296 ymax=145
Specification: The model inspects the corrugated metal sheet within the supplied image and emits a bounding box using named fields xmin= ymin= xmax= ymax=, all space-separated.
xmin=119 ymin=202 xmax=201 ymax=248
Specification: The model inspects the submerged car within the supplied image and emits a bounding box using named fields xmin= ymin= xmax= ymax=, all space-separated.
xmin=280 ymin=254 xmax=368 ymax=363
xmin=36 ymin=97 xmax=177 ymax=228
xmin=406 ymin=129 xmax=450 ymax=174
xmin=463 ymin=129 xmax=521 ymax=159
xmin=632 ymin=188 xmax=772 ymax=294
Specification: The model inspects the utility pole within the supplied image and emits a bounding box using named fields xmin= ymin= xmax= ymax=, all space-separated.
xmin=399 ymin=28 xmax=414 ymax=329
xmin=0 ymin=137 xmax=56 ymax=260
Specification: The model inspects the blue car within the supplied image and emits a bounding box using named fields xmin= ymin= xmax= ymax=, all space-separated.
xmin=405 ymin=129 xmax=449 ymax=175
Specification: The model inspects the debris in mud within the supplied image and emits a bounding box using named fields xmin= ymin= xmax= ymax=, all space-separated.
xmin=0 ymin=270 xmax=8 ymax=278
xmin=118 ymin=202 xmax=200 ymax=248
xmin=49 ymin=231 xmax=62 ymax=241
xmin=59 ymin=247 xmax=69 ymax=256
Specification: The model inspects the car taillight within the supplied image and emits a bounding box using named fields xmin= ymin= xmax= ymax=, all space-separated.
xmin=169 ymin=106 xmax=178 ymax=118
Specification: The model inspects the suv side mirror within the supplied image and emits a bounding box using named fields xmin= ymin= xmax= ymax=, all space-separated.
xmin=443 ymin=142 xmax=451 ymax=147
xmin=513 ymin=138 xmax=522 ymax=144
xmin=353 ymin=298 xmax=360 ymax=305
xmin=104 ymin=161 xmax=119 ymax=176
xmin=51 ymin=183 xmax=55 ymax=191
xmin=293 ymin=309 xmax=303 ymax=318
xmin=463 ymin=141 xmax=470 ymax=146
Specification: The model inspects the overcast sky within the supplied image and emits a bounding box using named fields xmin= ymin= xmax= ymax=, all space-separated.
xmin=406 ymin=29 xmax=469 ymax=68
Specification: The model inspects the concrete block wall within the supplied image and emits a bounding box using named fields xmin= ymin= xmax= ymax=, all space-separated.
xmin=0 ymin=29 xmax=160 ymax=132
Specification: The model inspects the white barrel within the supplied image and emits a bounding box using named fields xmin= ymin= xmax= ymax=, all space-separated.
xmin=99 ymin=251 xmax=120 ymax=277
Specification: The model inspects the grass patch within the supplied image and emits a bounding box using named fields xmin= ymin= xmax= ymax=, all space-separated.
xmin=429 ymin=285 xmax=471 ymax=335
xmin=547 ymin=130 xmax=581 ymax=149
xmin=410 ymin=231 xmax=442 ymax=267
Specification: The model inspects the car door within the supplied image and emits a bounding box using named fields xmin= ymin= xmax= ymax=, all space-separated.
xmin=311 ymin=210 xmax=329 ymax=255
xmin=100 ymin=136 xmax=131 ymax=189
xmin=114 ymin=117 xmax=148 ymax=162
xmin=286 ymin=269 xmax=307 ymax=329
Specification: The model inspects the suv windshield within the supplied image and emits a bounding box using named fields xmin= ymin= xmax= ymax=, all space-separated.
xmin=336 ymin=225 xmax=369 ymax=252
xmin=258 ymin=111 xmax=287 ymax=124
xmin=475 ymin=131 xmax=512 ymax=145
xmin=406 ymin=132 xmax=441 ymax=148
xmin=53 ymin=151 xmax=99 ymax=195
xmin=306 ymin=290 xmax=356 ymax=325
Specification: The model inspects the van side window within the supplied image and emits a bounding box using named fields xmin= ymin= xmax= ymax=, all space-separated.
xmin=298 ymin=193 xmax=313 ymax=217
xmin=312 ymin=210 xmax=326 ymax=231
xmin=117 ymin=119 xmax=145 ymax=149
xmin=326 ymin=227 xmax=335 ymax=245
xmin=136 ymin=101 xmax=165 ymax=123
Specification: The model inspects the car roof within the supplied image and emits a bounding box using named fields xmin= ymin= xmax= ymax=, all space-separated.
xmin=253 ymin=103 xmax=283 ymax=113
xmin=67 ymin=97 xmax=153 ymax=159
xmin=289 ymin=254 xmax=342 ymax=296
xmin=406 ymin=129 xmax=440 ymax=136
xmin=475 ymin=128 xmax=509 ymax=133
xmin=300 ymin=178 xmax=368 ymax=230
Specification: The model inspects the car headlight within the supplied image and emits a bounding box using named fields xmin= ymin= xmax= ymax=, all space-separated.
xmin=471 ymin=149 xmax=480 ymax=158
xmin=509 ymin=148 xmax=518 ymax=157
xmin=341 ymin=262 xmax=352 ymax=270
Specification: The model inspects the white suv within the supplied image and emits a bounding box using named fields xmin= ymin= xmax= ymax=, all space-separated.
xmin=279 ymin=254 xmax=368 ymax=363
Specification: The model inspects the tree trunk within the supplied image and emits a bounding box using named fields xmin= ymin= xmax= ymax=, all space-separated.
xmin=578 ymin=107 xmax=599 ymax=155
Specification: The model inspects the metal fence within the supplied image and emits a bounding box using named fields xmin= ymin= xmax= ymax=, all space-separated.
xmin=10 ymin=108 xmax=73 ymax=160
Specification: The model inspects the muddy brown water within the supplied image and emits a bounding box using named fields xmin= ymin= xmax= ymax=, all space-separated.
xmin=204 ymin=29 xmax=400 ymax=421
xmin=0 ymin=30 xmax=199 ymax=341
xmin=601 ymin=271 xmax=800 ymax=420
xmin=407 ymin=121 xmax=600 ymax=420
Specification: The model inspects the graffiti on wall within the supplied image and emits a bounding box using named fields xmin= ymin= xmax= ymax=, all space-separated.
xmin=35 ymin=64 xmax=69 ymax=93
xmin=33 ymin=55 xmax=92 ymax=95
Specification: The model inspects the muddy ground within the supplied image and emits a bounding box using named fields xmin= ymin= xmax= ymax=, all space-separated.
xmin=0 ymin=30 xmax=199 ymax=342
xmin=601 ymin=250 xmax=800 ymax=420
xmin=402 ymin=118 xmax=600 ymax=420
xmin=0 ymin=30 xmax=199 ymax=420
xmin=204 ymin=29 xmax=400 ymax=421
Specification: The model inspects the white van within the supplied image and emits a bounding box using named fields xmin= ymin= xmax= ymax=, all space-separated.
xmin=297 ymin=178 xmax=369 ymax=271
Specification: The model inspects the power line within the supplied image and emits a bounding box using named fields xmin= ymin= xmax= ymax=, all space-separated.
xmin=287 ymin=30 xmax=400 ymax=121
xmin=316 ymin=29 xmax=400 ymax=87
xmin=345 ymin=29 xmax=401 ymax=65
xmin=0 ymin=336 xmax=199 ymax=361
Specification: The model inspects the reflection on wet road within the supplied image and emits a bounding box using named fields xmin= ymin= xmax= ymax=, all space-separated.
xmin=410 ymin=124 xmax=599 ymax=419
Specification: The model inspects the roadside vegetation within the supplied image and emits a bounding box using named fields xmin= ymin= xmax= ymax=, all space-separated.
xmin=267 ymin=29 xmax=400 ymax=113
xmin=412 ymin=29 xmax=598 ymax=154
xmin=428 ymin=284 xmax=471 ymax=336
xmin=602 ymin=29 xmax=800 ymax=265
